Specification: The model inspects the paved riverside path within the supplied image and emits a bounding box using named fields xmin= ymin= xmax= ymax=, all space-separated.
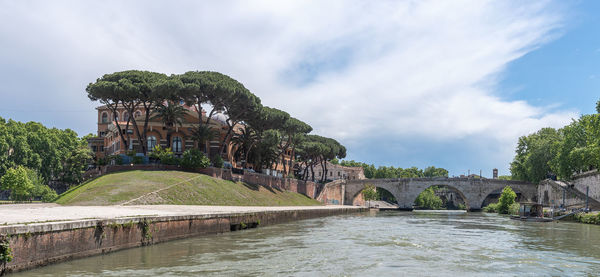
xmin=0 ymin=204 xmax=363 ymax=225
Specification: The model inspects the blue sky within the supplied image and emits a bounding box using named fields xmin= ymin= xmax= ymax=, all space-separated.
xmin=0 ymin=0 xmax=598 ymax=177
xmin=499 ymin=0 xmax=600 ymax=116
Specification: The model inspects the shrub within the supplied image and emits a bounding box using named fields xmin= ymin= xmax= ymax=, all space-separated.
xmin=574 ymin=212 xmax=600 ymax=225
xmin=180 ymin=149 xmax=210 ymax=170
xmin=132 ymin=156 xmax=144 ymax=164
xmin=150 ymin=145 xmax=177 ymax=165
xmin=498 ymin=186 xmax=517 ymax=214
xmin=483 ymin=202 xmax=498 ymax=213
xmin=211 ymin=155 xmax=224 ymax=168
xmin=415 ymin=187 xmax=443 ymax=210
xmin=0 ymin=166 xmax=34 ymax=202
xmin=457 ymin=203 xmax=467 ymax=210
xmin=508 ymin=202 xmax=520 ymax=215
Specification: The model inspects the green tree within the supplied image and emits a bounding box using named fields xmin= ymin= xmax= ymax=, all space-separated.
xmin=87 ymin=70 xmax=169 ymax=154
xmin=497 ymin=186 xmax=517 ymax=214
xmin=414 ymin=187 xmax=443 ymax=210
xmin=362 ymin=185 xmax=378 ymax=208
xmin=510 ymin=128 xmax=560 ymax=183
xmin=1 ymin=166 xmax=34 ymax=202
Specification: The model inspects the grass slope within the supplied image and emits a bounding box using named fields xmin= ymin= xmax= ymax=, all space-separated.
xmin=55 ymin=170 xmax=321 ymax=206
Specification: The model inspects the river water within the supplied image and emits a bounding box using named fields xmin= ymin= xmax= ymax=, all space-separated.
xmin=14 ymin=211 xmax=600 ymax=276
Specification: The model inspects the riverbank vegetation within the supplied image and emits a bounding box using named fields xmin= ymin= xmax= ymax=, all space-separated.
xmin=0 ymin=117 xmax=92 ymax=201
xmin=55 ymin=170 xmax=320 ymax=206
xmin=572 ymin=212 xmax=600 ymax=225
xmin=510 ymin=101 xmax=600 ymax=183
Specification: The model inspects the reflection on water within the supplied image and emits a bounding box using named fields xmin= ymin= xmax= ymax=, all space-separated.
xmin=14 ymin=211 xmax=600 ymax=276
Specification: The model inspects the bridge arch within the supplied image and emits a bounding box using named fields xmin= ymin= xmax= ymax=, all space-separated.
xmin=349 ymin=185 xmax=397 ymax=206
xmin=412 ymin=184 xmax=469 ymax=210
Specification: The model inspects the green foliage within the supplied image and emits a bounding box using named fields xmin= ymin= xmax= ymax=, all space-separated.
xmin=211 ymin=155 xmax=224 ymax=168
xmin=362 ymin=185 xmax=378 ymax=205
xmin=574 ymin=212 xmax=600 ymax=225
xmin=0 ymin=234 xmax=13 ymax=274
xmin=1 ymin=166 xmax=34 ymax=202
xmin=483 ymin=202 xmax=499 ymax=213
xmin=415 ymin=187 xmax=443 ymax=210
xmin=150 ymin=145 xmax=177 ymax=165
xmin=498 ymin=186 xmax=517 ymax=214
xmin=510 ymin=110 xmax=600 ymax=181
xmin=26 ymin=168 xmax=58 ymax=202
xmin=508 ymin=202 xmax=520 ymax=216
xmin=0 ymin=118 xmax=88 ymax=184
xmin=180 ymin=149 xmax=210 ymax=169
xmin=132 ymin=156 xmax=144 ymax=164
xmin=510 ymin=128 xmax=560 ymax=183
xmin=457 ymin=203 xmax=467 ymax=210
xmin=498 ymin=175 xmax=512 ymax=180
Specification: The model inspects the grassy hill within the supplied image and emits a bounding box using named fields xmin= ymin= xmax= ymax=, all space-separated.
xmin=55 ymin=170 xmax=321 ymax=206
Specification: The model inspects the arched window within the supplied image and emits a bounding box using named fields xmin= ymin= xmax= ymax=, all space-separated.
xmin=113 ymin=112 xmax=119 ymax=122
xmin=123 ymin=112 xmax=129 ymax=122
xmin=173 ymin=137 xmax=182 ymax=153
xmin=147 ymin=136 xmax=157 ymax=151
xmin=101 ymin=112 xmax=108 ymax=123
xmin=135 ymin=110 xmax=142 ymax=118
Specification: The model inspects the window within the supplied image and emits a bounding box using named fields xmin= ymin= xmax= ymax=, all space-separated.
xmin=92 ymin=146 xmax=97 ymax=152
xmin=173 ymin=137 xmax=182 ymax=152
xmin=113 ymin=112 xmax=119 ymax=121
xmin=123 ymin=112 xmax=129 ymax=122
xmin=100 ymin=146 xmax=104 ymax=152
xmin=330 ymin=171 xmax=332 ymax=176
xmin=99 ymin=131 xmax=106 ymax=137
xmin=147 ymin=136 xmax=157 ymax=151
xmin=128 ymin=140 xmax=134 ymax=150
xmin=338 ymin=172 xmax=341 ymax=176
xmin=101 ymin=112 xmax=108 ymax=123
xmin=135 ymin=111 xmax=142 ymax=118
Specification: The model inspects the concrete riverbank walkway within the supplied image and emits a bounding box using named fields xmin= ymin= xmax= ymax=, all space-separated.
xmin=0 ymin=203 xmax=363 ymax=225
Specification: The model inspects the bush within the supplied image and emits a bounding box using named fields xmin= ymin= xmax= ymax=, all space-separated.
xmin=457 ymin=203 xmax=467 ymax=210
xmin=180 ymin=149 xmax=210 ymax=170
xmin=498 ymin=186 xmax=517 ymax=214
xmin=211 ymin=155 xmax=224 ymax=168
xmin=415 ymin=187 xmax=443 ymax=210
xmin=483 ymin=202 xmax=498 ymax=213
xmin=508 ymin=202 xmax=520 ymax=215
xmin=132 ymin=156 xmax=144 ymax=164
xmin=574 ymin=212 xmax=600 ymax=225
xmin=0 ymin=166 xmax=34 ymax=202
xmin=150 ymin=145 xmax=177 ymax=165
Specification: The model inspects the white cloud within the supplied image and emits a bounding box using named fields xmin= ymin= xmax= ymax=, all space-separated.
xmin=0 ymin=0 xmax=577 ymax=174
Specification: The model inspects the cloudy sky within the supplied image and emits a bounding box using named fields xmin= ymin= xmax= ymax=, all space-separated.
xmin=1 ymin=0 xmax=599 ymax=177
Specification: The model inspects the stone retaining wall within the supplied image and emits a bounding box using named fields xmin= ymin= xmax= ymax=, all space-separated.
xmin=81 ymin=165 xmax=319 ymax=199
xmin=1 ymin=207 xmax=365 ymax=273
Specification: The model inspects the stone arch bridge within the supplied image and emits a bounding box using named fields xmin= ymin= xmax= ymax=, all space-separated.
xmin=340 ymin=177 xmax=537 ymax=211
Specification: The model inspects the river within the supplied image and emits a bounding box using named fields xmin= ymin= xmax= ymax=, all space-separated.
xmin=13 ymin=211 xmax=600 ymax=276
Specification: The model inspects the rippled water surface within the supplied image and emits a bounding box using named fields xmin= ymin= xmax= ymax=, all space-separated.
xmin=15 ymin=211 xmax=600 ymax=276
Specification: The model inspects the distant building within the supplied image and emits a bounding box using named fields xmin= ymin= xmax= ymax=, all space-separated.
xmin=302 ymin=161 xmax=365 ymax=182
xmin=493 ymin=168 xmax=498 ymax=179
xmin=87 ymin=102 xmax=294 ymax=176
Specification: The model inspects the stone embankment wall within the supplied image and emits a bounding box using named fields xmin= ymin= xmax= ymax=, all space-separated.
xmin=572 ymin=170 xmax=600 ymax=203
xmin=1 ymin=207 xmax=365 ymax=273
xmin=537 ymin=180 xmax=590 ymax=208
xmin=82 ymin=165 xmax=319 ymax=199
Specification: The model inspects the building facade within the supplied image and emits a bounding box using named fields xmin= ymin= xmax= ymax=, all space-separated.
xmin=303 ymin=161 xmax=366 ymax=182
xmin=87 ymin=103 xmax=294 ymax=176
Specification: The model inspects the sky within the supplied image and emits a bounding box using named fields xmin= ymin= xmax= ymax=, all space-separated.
xmin=1 ymin=0 xmax=599 ymax=177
